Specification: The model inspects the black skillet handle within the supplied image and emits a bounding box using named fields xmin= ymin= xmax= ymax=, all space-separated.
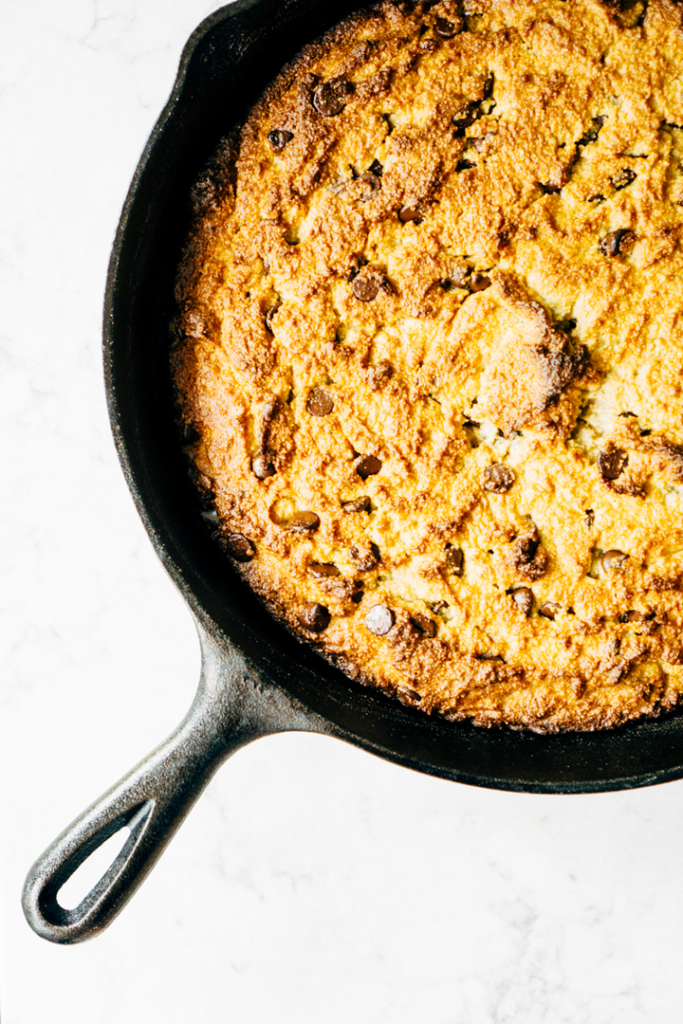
xmin=22 ymin=621 xmax=325 ymax=944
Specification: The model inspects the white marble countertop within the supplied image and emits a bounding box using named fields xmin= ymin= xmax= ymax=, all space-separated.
xmin=2 ymin=2 xmax=683 ymax=1021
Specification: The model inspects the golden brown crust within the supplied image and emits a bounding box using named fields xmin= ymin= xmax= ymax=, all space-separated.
xmin=173 ymin=0 xmax=683 ymax=732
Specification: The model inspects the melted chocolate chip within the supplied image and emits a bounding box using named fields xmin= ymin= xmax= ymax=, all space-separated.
xmin=517 ymin=528 xmax=540 ymax=564
xmin=356 ymin=455 xmax=382 ymax=478
xmin=412 ymin=613 xmax=437 ymax=637
xmin=397 ymin=687 xmax=422 ymax=705
xmin=312 ymin=82 xmax=350 ymax=117
xmin=298 ymin=602 xmax=331 ymax=632
xmin=368 ymin=360 xmax=394 ymax=390
xmin=483 ymin=463 xmax=515 ymax=493
xmin=600 ymin=228 xmax=636 ymax=257
xmin=577 ymin=116 xmax=606 ymax=147
xmin=352 ymin=274 xmax=381 ymax=302
xmin=469 ymin=273 xmax=492 ymax=292
xmin=350 ymin=542 xmax=380 ymax=571
xmin=601 ymin=549 xmax=628 ymax=573
xmin=358 ymin=171 xmax=381 ymax=201
xmin=289 ymin=511 xmax=320 ymax=532
xmin=611 ymin=167 xmax=636 ymax=190
xmin=399 ymin=204 xmax=423 ymax=224
xmin=342 ymin=495 xmax=371 ymax=513
xmin=307 ymin=387 xmax=334 ymax=416
xmin=364 ymin=605 xmax=394 ymax=635
xmin=512 ymin=587 xmax=534 ymax=615
xmin=434 ymin=16 xmax=457 ymax=36
xmin=452 ymin=101 xmax=479 ymax=134
xmin=598 ymin=448 xmax=628 ymax=481
xmin=252 ymin=454 xmax=276 ymax=479
xmin=446 ymin=545 xmax=464 ymax=575
xmin=268 ymin=129 xmax=293 ymax=152
xmin=223 ymin=532 xmax=256 ymax=562
xmin=539 ymin=602 xmax=560 ymax=620
xmin=264 ymin=303 xmax=280 ymax=333
xmin=308 ymin=562 xmax=341 ymax=579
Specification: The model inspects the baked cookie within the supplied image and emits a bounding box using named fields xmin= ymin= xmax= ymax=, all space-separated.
xmin=173 ymin=0 xmax=683 ymax=731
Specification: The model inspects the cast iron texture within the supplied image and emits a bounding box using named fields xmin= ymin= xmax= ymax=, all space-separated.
xmin=23 ymin=0 xmax=683 ymax=945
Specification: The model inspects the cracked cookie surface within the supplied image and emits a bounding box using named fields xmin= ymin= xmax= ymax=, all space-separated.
xmin=173 ymin=0 xmax=683 ymax=731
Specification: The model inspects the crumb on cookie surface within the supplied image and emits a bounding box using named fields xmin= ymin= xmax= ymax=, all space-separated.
xmin=173 ymin=0 xmax=683 ymax=732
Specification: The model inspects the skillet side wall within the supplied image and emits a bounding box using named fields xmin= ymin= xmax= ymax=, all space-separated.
xmin=104 ymin=0 xmax=683 ymax=793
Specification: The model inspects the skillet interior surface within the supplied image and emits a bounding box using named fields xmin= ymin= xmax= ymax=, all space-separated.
xmin=105 ymin=0 xmax=683 ymax=794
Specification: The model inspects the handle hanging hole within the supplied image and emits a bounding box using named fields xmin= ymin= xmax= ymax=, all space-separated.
xmin=57 ymin=826 xmax=131 ymax=910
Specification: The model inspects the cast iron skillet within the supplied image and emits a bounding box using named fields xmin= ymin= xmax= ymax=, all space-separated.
xmin=22 ymin=0 xmax=683 ymax=946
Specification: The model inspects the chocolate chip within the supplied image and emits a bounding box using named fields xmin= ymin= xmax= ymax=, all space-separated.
xmin=598 ymin=448 xmax=628 ymax=481
xmin=308 ymin=562 xmax=341 ymax=579
xmin=182 ymin=310 xmax=208 ymax=339
xmin=368 ymin=160 xmax=384 ymax=177
xmin=399 ymin=204 xmax=424 ymax=224
xmin=621 ymin=609 xmax=643 ymax=623
xmin=252 ymin=454 xmax=276 ymax=479
xmin=539 ymin=601 xmax=560 ymax=619
xmin=201 ymin=509 xmax=220 ymax=523
xmin=334 ymin=80 xmax=355 ymax=97
xmin=434 ymin=16 xmax=456 ymax=36
xmin=577 ymin=115 xmax=606 ymax=147
xmin=223 ymin=532 xmax=256 ymax=562
xmin=358 ymin=171 xmax=381 ymax=201
xmin=446 ymin=545 xmax=464 ymax=575
xmin=312 ymin=82 xmax=349 ymax=117
xmin=298 ymin=602 xmax=331 ymax=632
xmin=512 ymin=587 xmax=534 ymax=615
xmin=419 ymin=36 xmax=440 ymax=51
xmin=356 ymin=455 xmax=382 ymax=478
xmin=342 ymin=495 xmax=371 ymax=512
xmin=307 ymin=387 xmax=334 ymax=416
xmin=268 ymin=129 xmax=293 ymax=152
xmin=412 ymin=614 xmax=437 ymax=637
xmin=289 ymin=511 xmax=320 ymax=532
xmin=611 ymin=167 xmax=636 ymax=190
xmin=483 ymin=463 xmax=515 ymax=493
xmin=350 ymin=543 xmax=380 ymax=571
xmin=264 ymin=303 xmax=280 ymax=333
xmin=469 ymin=273 xmax=491 ymax=292
xmin=397 ymin=687 xmax=422 ymax=705
xmin=364 ymin=605 xmax=394 ymax=635
xmin=600 ymin=228 xmax=636 ymax=257
xmin=352 ymin=274 xmax=381 ymax=301
xmin=601 ymin=549 xmax=628 ymax=573
xmin=517 ymin=527 xmax=540 ymax=564
xmin=368 ymin=360 xmax=393 ymax=390
xmin=452 ymin=101 xmax=479 ymax=134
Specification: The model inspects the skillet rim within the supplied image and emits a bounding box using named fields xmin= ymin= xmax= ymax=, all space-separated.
xmin=103 ymin=0 xmax=683 ymax=795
